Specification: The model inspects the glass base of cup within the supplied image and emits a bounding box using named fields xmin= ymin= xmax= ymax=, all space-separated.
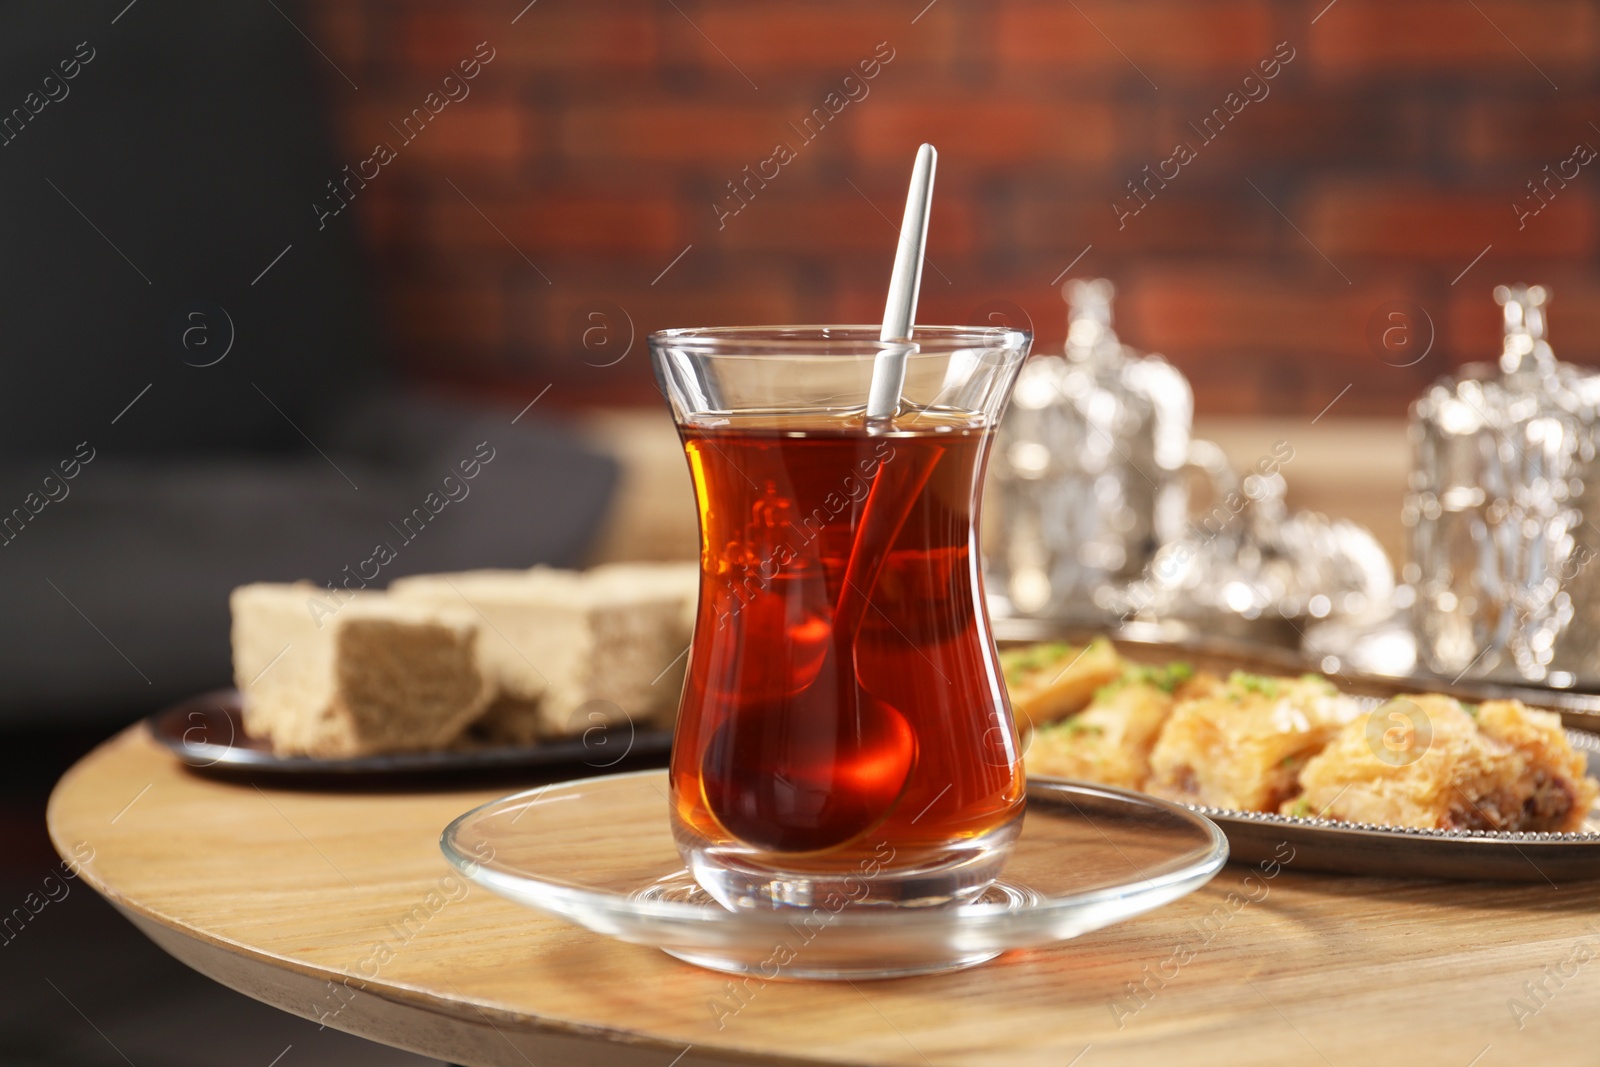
xmin=676 ymin=812 xmax=1024 ymax=913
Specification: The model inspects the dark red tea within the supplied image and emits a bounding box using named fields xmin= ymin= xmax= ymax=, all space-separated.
xmin=669 ymin=410 xmax=1025 ymax=873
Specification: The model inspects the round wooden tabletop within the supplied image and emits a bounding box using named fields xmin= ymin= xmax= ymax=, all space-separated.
xmin=49 ymin=723 xmax=1600 ymax=1067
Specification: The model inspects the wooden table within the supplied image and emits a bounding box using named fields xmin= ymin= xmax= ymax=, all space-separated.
xmin=50 ymin=724 xmax=1600 ymax=1066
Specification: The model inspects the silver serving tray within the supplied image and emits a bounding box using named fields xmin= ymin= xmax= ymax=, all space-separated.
xmin=1009 ymin=626 xmax=1600 ymax=881
xmin=1162 ymin=729 xmax=1600 ymax=883
xmin=147 ymin=690 xmax=672 ymax=776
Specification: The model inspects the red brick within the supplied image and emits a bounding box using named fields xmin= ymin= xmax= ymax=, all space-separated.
xmin=821 ymin=266 xmax=1066 ymax=347
xmin=400 ymin=8 xmax=658 ymax=74
xmin=1118 ymin=269 xmax=1409 ymax=354
xmin=394 ymin=10 xmax=497 ymax=71
xmin=914 ymin=286 xmax=1060 ymax=342
xmin=1460 ymin=101 xmax=1600 ymax=166
xmin=1444 ymin=286 xmax=1507 ymax=370
xmin=422 ymin=195 xmax=548 ymax=267
xmin=1310 ymin=0 xmax=1597 ymax=77
xmin=515 ymin=273 xmax=802 ymax=358
xmin=1119 ymin=270 xmax=1438 ymax=416
xmin=1304 ymin=183 xmax=1596 ymax=260
xmin=393 ymin=101 xmax=528 ymax=171
xmin=689 ymin=9 xmax=953 ymax=69
xmin=430 ymin=191 xmax=681 ymax=255
xmin=1181 ymin=353 xmax=1413 ymax=417
xmin=519 ymin=194 xmax=681 ymax=253
xmin=995 ymin=2 xmax=1276 ymax=74
xmin=503 ymin=9 xmax=660 ymax=72
xmin=719 ymin=191 xmax=976 ymax=255
xmin=1149 ymin=98 xmax=1428 ymax=167
xmin=852 ymin=99 xmax=1117 ymax=164
xmin=558 ymin=105 xmax=798 ymax=165
xmin=999 ymin=190 xmax=1276 ymax=257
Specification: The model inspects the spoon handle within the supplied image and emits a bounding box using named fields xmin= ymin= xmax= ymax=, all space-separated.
xmin=867 ymin=143 xmax=937 ymax=420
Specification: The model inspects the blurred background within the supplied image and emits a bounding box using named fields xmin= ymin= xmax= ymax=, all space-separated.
xmin=312 ymin=0 xmax=1597 ymax=413
xmin=3 ymin=0 xmax=1598 ymax=1062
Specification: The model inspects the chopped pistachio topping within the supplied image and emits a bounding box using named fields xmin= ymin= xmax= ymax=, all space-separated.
xmin=1000 ymin=641 xmax=1074 ymax=682
xmin=1227 ymin=671 xmax=1282 ymax=699
xmin=1001 ymin=636 xmax=1114 ymax=685
xmin=1224 ymin=670 xmax=1335 ymax=700
xmin=1038 ymin=717 xmax=1104 ymax=739
xmin=1093 ymin=660 xmax=1195 ymax=702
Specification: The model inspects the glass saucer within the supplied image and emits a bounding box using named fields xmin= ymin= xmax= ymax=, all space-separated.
xmin=440 ymin=770 xmax=1227 ymax=980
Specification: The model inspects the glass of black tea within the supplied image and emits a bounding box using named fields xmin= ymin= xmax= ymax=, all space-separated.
xmin=650 ymin=325 xmax=1032 ymax=911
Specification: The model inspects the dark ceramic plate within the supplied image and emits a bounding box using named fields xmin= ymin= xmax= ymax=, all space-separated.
xmin=1005 ymin=624 xmax=1600 ymax=882
xmin=147 ymin=690 xmax=672 ymax=776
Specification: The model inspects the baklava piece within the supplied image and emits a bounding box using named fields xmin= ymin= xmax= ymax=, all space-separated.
xmin=1146 ymin=672 xmax=1361 ymax=812
xmin=1000 ymin=637 xmax=1123 ymax=734
xmin=1026 ymin=662 xmax=1217 ymax=789
xmin=1291 ymin=695 xmax=1598 ymax=832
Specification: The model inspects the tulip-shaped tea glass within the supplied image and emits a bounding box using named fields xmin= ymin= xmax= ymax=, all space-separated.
xmin=650 ymin=326 xmax=1032 ymax=911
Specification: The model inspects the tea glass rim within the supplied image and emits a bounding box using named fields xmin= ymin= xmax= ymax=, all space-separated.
xmin=648 ymin=323 xmax=1031 ymax=358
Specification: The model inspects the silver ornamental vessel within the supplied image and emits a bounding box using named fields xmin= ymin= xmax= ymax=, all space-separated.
xmin=1408 ymin=285 xmax=1600 ymax=687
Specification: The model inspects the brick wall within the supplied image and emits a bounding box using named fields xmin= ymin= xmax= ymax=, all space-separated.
xmin=302 ymin=0 xmax=1600 ymax=416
